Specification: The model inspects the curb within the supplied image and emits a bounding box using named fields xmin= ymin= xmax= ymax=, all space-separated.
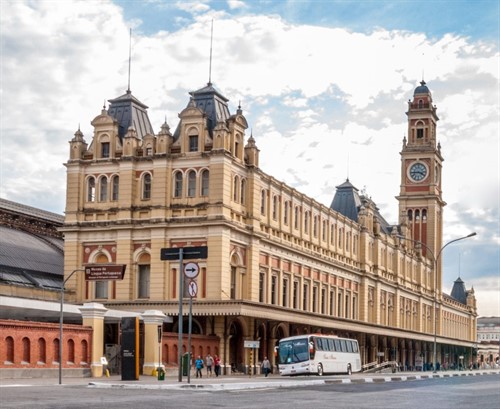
xmin=87 ymin=370 xmax=500 ymax=391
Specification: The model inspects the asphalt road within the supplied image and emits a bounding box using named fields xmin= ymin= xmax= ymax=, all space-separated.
xmin=1 ymin=374 xmax=499 ymax=409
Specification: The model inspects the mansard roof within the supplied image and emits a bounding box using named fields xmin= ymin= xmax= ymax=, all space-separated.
xmin=330 ymin=179 xmax=393 ymax=234
xmin=108 ymin=90 xmax=154 ymax=141
xmin=173 ymin=82 xmax=231 ymax=141
xmin=450 ymin=277 xmax=467 ymax=304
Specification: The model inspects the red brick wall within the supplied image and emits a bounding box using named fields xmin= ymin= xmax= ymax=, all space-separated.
xmin=162 ymin=333 xmax=220 ymax=366
xmin=0 ymin=319 xmax=92 ymax=368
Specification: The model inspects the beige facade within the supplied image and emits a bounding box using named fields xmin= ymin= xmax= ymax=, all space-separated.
xmin=62 ymin=81 xmax=477 ymax=373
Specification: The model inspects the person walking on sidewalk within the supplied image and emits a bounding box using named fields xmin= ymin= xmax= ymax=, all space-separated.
xmin=195 ymin=355 xmax=204 ymax=378
xmin=206 ymin=353 xmax=214 ymax=377
xmin=214 ymin=355 xmax=221 ymax=377
xmin=261 ymin=357 xmax=271 ymax=377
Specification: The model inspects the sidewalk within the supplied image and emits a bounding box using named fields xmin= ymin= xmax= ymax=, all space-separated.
xmin=2 ymin=369 xmax=499 ymax=391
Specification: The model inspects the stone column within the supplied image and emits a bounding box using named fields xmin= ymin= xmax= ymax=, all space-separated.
xmin=141 ymin=310 xmax=167 ymax=376
xmin=79 ymin=302 xmax=108 ymax=377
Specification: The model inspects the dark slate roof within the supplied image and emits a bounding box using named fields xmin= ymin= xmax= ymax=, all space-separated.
xmin=450 ymin=277 xmax=467 ymax=304
xmin=329 ymin=179 xmax=393 ymax=234
xmin=414 ymin=80 xmax=430 ymax=95
xmin=108 ymin=90 xmax=154 ymax=141
xmin=173 ymin=82 xmax=231 ymax=141
xmin=330 ymin=179 xmax=361 ymax=221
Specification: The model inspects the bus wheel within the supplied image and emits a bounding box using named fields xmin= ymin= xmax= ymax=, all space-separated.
xmin=347 ymin=364 xmax=352 ymax=375
xmin=317 ymin=363 xmax=324 ymax=376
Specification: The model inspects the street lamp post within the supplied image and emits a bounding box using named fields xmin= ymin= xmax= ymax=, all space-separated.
xmin=397 ymin=232 xmax=476 ymax=373
xmin=59 ymin=268 xmax=84 ymax=385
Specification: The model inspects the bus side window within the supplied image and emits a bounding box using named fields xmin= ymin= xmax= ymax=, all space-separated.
xmin=328 ymin=339 xmax=334 ymax=351
xmin=340 ymin=339 xmax=347 ymax=352
xmin=334 ymin=339 xmax=340 ymax=352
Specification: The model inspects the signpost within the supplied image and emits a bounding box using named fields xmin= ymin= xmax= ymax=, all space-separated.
xmin=59 ymin=264 xmax=126 ymax=385
xmin=244 ymin=340 xmax=260 ymax=377
xmin=160 ymin=246 xmax=208 ymax=382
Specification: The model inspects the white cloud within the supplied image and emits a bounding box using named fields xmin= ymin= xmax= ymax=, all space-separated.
xmin=1 ymin=0 xmax=498 ymax=314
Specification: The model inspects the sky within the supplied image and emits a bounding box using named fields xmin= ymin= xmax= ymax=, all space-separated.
xmin=0 ymin=0 xmax=499 ymax=317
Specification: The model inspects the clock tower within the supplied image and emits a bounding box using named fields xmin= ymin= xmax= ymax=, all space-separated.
xmin=397 ymin=81 xmax=446 ymax=289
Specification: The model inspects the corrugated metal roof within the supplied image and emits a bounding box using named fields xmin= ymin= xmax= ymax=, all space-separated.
xmin=0 ymin=197 xmax=64 ymax=224
xmin=0 ymin=225 xmax=63 ymax=276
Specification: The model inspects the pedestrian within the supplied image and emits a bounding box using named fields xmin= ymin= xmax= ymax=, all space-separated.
xmin=214 ymin=354 xmax=221 ymax=377
xmin=261 ymin=356 xmax=271 ymax=377
xmin=195 ymin=355 xmax=204 ymax=378
xmin=206 ymin=353 xmax=214 ymax=377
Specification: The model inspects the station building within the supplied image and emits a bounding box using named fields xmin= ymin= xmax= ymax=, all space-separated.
xmin=59 ymin=77 xmax=478 ymax=376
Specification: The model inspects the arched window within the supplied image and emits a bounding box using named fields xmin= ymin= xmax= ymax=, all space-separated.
xmin=283 ymin=201 xmax=289 ymax=225
xmin=260 ymin=190 xmax=267 ymax=215
xmin=67 ymin=339 xmax=75 ymax=363
xmin=22 ymin=337 xmax=30 ymax=363
xmin=87 ymin=177 xmax=96 ymax=202
xmin=112 ymin=175 xmax=119 ymax=201
xmin=201 ymin=170 xmax=209 ymax=196
xmin=174 ymin=172 xmax=183 ymax=198
xmin=187 ymin=170 xmax=196 ymax=197
xmin=313 ymin=215 xmax=318 ymax=237
xmin=99 ymin=176 xmax=108 ymax=202
xmin=53 ymin=338 xmax=60 ymax=363
xmin=38 ymin=338 xmax=46 ymax=364
xmin=240 ymin=179 xmax=246 ymax=205
xmin=137 ymin=253 xmax=151 ymax=299
xmin=81 ymin=340 xmax=89 ymax=364
xmin=142 ymin=173 xmax=152 ymax=200
xmin=294 ymin=206 xmax=299 ymax=229
xmin=5 ymin=336 xmax=14 ymax=363
xmin=233 ymin=176 xmax=239 ymax=202
xmin=272 ymin=196 xmax=278 ymax=220
xmin=304 ymin=211 xmax=309 ymax=232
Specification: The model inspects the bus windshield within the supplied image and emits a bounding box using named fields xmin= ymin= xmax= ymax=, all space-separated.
xmin=278 ymin=337 xmax=310 ymax=364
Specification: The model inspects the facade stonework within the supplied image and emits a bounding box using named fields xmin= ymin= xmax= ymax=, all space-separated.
xmin=61 ymin=81 xmax=477 ymax=373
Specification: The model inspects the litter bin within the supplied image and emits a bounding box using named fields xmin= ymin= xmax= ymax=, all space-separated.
xmin=157 ymin=367 xmax=165 ymax=381
xmin=182 ymin=352 xmax=191 ymax=377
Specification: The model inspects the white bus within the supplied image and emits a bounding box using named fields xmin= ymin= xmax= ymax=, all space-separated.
xmin=276 ymin=334 xmax=361 ymax=376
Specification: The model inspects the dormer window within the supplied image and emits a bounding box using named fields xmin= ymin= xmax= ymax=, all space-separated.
xmin=101 ymin=142 xmax=110 ymax=158
xmin=189 ymin=135 xmax=198 ymax=152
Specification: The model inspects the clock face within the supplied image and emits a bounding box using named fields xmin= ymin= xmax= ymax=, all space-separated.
xmin=409 ymin=162 xmax=427 ymax=181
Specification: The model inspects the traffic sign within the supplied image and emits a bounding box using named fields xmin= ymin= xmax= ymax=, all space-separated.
xmin=160 ymin=246 xmax=208 ymax=260
xmin=187 ymin=281 xmax=198 ymax=297
xmin=184 ymin=262 xmax=199 ymax=279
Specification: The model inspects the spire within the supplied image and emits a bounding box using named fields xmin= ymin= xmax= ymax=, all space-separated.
xmin=127 ymin=28 xmax=132 ymax=93
xmin=208 ymin=19 xmax=214 ymax=86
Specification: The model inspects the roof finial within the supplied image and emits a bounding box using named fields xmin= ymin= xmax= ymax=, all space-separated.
xmin=208 ymin=19 xmax=214 ymax=86
xmin=127 ymin=28 xmax=132 ymax=93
